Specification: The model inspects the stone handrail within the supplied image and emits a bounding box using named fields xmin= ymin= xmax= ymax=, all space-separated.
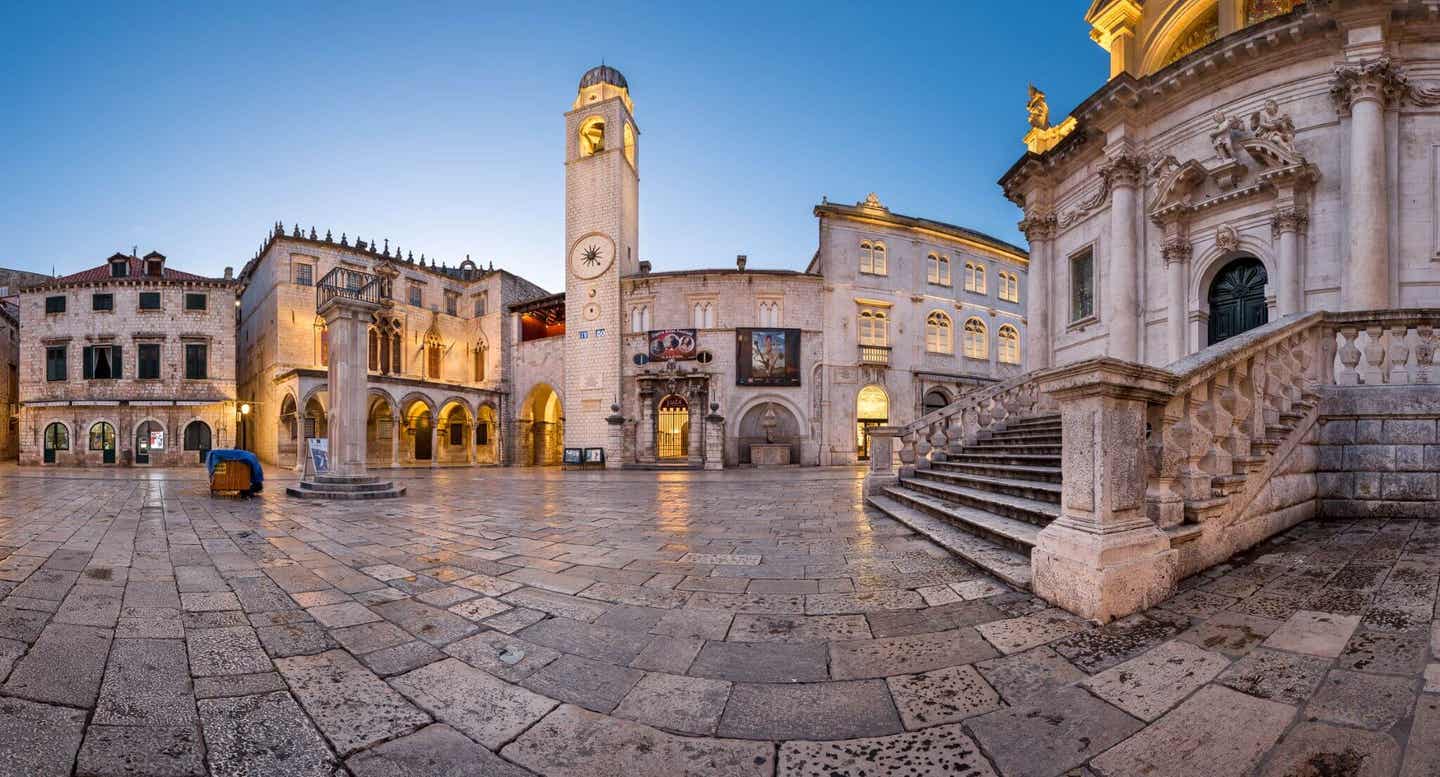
xmin=893 ymin=372 xmax=1056 ymax=473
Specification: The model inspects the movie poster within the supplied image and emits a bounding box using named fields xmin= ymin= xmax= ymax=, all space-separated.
xmin=736 ymin=328 xmax=801 ymax=386
xmin=647 ymin=329 xmax=698 ymax=361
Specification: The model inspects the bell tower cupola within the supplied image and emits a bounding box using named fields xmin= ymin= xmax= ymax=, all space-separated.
xmin=563 ymin=64 xmax=640 ymax=452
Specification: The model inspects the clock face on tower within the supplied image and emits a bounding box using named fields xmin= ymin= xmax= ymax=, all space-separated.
xmin=569 ymin=233 xmax=616 ymax=280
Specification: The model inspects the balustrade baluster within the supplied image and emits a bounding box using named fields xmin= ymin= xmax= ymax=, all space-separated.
xmin=1146 ymin=397 xmax=1186 ymax=528
xmin=1386 ymin=326 xmax=1411 ymax=385
xmin=1361 ymin=325 xmax=1385 ymax=385
xmin=1416 ymin=325 xmax=1436 ymax=384
xmin=1336 ymin=327 xmax=1362 ymax=386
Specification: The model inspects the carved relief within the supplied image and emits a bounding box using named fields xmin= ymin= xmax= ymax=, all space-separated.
xmin=1216 ymin=224 xmax=1240 ymax=253
xmin=1162 ymin=235 xmax=1193 ymax=266
xmin=1210 ymin=111 xmax=1244 ymax=162
xmin=1058 ymin=178 xmax=1111 ymax=228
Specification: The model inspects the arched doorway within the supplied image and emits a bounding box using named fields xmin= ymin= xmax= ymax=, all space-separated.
xmin=303 ymin=395 xmax=327 ymax=441
xmin=1208 ymin=257 xmax=1269 ymax=345
xmin=183 ymin=421 xmax=212 ymax=464
xmin=90 ymin=422 xmax=116 ymax=465
xmin=43 ymin=422 xmax=68 ymax=464
xmin=475 ymin=404 xmax=498 ymax=464
xmin=366 ymin=396 xmax=395 ymax=467
xmin=404 ymin=402 xmax=434 ymax=462
xmin=518 ymin=384 xmax=563 ymax=466
xmin=657 ymin=394 xmax=690 ymax=459
xmin=438 ymin=402 xmax=472 ymax=464
xmin=856 ymin=385 xmax=889 ymax=461
xmin=278 ymin=394 xmax=299 ymax=467
xmin=923 ymin=389 xmax=950 ymax=415
xmin=135 ymin=420 xmax=163 ymax=465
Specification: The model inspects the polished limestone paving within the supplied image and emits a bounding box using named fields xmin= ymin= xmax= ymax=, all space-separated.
xmin=0 ymin=463 xmax=1437 ymax=776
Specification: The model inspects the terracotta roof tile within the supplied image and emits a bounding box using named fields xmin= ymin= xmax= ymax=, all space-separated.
xmin=49 ymin=256 xmax=214 ymax=285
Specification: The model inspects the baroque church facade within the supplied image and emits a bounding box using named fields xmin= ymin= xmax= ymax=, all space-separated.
xmin=234 ymin=66 xmax=1029 ymax=471
xmin=1006 ymin=0 xmax=1440 ymax=370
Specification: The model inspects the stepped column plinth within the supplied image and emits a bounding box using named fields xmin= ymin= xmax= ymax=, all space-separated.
xmin=1032 ymin=359 xmax=1177 ymax=623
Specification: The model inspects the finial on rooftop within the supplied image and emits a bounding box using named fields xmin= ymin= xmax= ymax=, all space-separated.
xmin=383 ymin=239 xmax=390 ymax=256
xmin=292 ymin=223 xmax=301 ymax=237
xmin=325 ymin=229 xmax=333 ymax=242
xmin=407 ymin=251 xmax=414 ymax=262
xmin=340 ymin=233 xmax=348 ymax=246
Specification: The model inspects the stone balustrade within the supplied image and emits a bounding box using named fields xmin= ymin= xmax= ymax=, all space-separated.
xmin=884 ymin=373 xmax=1058 ymax=479
xmin=1035 ymin=309 xmax=1438 ymax=622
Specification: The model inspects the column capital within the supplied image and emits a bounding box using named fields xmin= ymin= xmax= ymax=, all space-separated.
xmin=1018 ymin=211 xmax=1057 ymax=242
xmin=1161 ymin=235 xmax=1192 ymax=267
xmin=1271 ymin=206 xmax=1309 ymax=237
xmin=1100 ymin=153 xmax=1144 ymax=189
xmin=1331 ymin=56 xmax=1408 ymax=115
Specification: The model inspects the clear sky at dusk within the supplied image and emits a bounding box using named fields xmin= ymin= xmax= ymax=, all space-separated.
xmin=2 ymin=2 xmax=1106 ymax=291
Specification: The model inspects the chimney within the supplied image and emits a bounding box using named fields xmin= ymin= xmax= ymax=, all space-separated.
xmin=638 ymin=260 xmax=651 ymax=275
xmin=223 ymin=267 xmax=234 ymax=280
xmin=736 ymin=254 xmax=748 ymax=271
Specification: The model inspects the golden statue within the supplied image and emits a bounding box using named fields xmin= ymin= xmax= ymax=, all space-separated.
xmin=1027 ymin=84 xmax=1050 ymax=130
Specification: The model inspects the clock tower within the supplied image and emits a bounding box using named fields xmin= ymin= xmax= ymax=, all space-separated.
xmin=564 ymin=65 xmax=639 ymax=453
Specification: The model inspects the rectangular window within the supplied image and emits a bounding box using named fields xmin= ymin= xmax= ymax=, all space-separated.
xmin=445 ymin=292 xmax=458 ymax=316
xmin=449 ymin=424 xmax=464 ymax=446
xmin=92 ymin=293 xmax=114 ymax=311
xmin=476 ymin=424 xmax=489 ymax=445
xmin=184 ymin=293 xmax=207 ymax=311
xmin=474 ymin=293 xmax=488 ymax=317
xmin=45 ymin=296 xmax=66 ymax=314
xmin=138 ymin=292 xmax=161 ymax=310
xmin=1071 ymin=249 xmax=1095 ymax=323
xmin=294 ymin=263 xmax=313 ymax=286
xmin=110 ymin=261 xmax=128 ymax=278
xmin=46 ymin=345 xmax=67 ymax=381
xmin=408 ymin=285 xmax=422 ymax=307
xmin=184 ymin=343 xmax=208 ymax=379
xmin=82 ymin=345 xmax=122 ymax=380
xmin=138 ymin=344 xmax=161 ymax=379
xmin=858 ymin=308 xmax=888 ymax=347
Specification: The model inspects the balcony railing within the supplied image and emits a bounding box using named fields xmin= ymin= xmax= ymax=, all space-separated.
xmin=858 ymin=344 xmax=891 ymax=366
xmin=316 ymin=267 xmax=382 ymax=311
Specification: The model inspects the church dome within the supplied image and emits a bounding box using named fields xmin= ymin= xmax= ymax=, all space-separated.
xmin=579 ymin=65 xmax=628 ymax=91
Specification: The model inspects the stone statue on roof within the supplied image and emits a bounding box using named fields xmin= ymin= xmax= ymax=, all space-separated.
xmin=1027 ymin=84 xmax=1050 ymax=130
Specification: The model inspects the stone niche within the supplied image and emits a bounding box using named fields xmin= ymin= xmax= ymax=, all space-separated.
xmin=738 ymin=402 xmax=799 ymax=466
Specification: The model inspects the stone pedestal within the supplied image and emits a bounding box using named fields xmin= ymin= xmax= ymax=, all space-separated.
xmin=605 ymin=405 xmax=625 ymax=470
xmin=1032 ymin=360 xmax=1178 ymax=622
xmin=863 ymin=426 xmax=900 ymax=496
xmin=750 ymin=444 xmax=790 ymax=467
xmin=704 ymin=412 xmax=724 ymax=471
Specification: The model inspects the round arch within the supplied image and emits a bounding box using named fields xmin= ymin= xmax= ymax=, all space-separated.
xmin=475 ymin=401 xmax=500 ymax=465
xmin=366 ymin=392 xmax=397 ymax=467
xmin=182 ymin=419 xmax=213 ymax=464
xmin=132 ymin=416 xmax=166 ymax=466
xmin=855 ymin=384 xmax=890 ymax=461
xmin=735 ymin=397 xmax=804 ymax=465
xmin=437 ymin=399 xmax=474 ymax=465
xmin=518 ymin=383 xmax=564 ymax=466
xmin=277 ymin=392 xmax=300 ymax=467
xmin=400 ymin=396 xmax=437 ymax=464
xmin=1189 ymin=244 xmax=1277 ymax=315
xmin=88 ymin=418 xmax=119 ymax=464
xmin=397 ymin=392 xmax=437 ymax=418
xmin=300 ymin=390 xmax=328 ymax=442
xmin=1139 ymin=0 xmax=1221 ymax=76
xmin=42 ymin=421 xmax=71 ymax=464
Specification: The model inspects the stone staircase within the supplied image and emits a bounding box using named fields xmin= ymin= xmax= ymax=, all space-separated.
xmin=286 ymin=473 xmax=407 ymax=500
xmin=867 ymin=413 xmax=1062 ymax=589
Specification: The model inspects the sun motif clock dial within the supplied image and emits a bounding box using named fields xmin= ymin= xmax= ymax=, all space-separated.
xmin=569 ymin=233 xmax=615 ymax=280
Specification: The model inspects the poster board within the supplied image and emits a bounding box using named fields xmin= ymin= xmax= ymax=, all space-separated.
xmin=305 ymin=437 xmax=329 ymax=478
xmin=647 ymin=329 xmax=698 ymax=361
xmin=736 ymin=328 xmax=801 ymax=386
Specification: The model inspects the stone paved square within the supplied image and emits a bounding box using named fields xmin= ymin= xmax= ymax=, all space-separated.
xmin=1 ymin=467 xmax=1439 ymax=776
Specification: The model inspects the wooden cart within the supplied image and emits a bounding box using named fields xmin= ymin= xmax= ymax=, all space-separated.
xmin=209 ymin=459 xmax=254 ymax=496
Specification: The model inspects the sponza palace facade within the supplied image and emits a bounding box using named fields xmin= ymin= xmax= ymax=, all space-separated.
xmin=224 ymin=65 xmax=1028 ymax=472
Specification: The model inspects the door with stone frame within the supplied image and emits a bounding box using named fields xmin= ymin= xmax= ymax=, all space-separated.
xmin=1207 ymin=257 xmax=1269 ymax=346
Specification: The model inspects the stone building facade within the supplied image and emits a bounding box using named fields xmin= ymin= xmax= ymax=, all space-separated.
xmin=1004 ymin=0 xmax=1440 ymax=370
xmin=0 ymin=297 xmax=17 ymax=461
xmin=17 ymin=253 xmax=238 ymax=466
xmin=235 ymin=232 xmax=547 ymax=470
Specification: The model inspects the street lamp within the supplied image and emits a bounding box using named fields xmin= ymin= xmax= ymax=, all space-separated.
xmin=237 ymin=402 xmax=252 ymax=451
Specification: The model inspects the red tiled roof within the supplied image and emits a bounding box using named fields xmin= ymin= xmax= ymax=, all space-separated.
xmin=49 ymin=255 xmax=215 ymax=285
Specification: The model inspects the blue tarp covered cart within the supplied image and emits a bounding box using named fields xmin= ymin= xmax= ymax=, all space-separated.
xmin=205 ymin=449 xmax=264 ymax=495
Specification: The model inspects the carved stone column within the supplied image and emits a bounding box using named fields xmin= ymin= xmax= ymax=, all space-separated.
xmin=1333 ymin=58 xmax=1404 ymax=310
xmin=319 ymin=295 xmax=381 ymax=477
xmin=1161 ymin=234 xmax=1192 ymax=361
xmin=1272 ymin=207 xmax=1308 ymax=315
xmin=1103 ymin=153 xmax=1143 ymax=361
xmin=1032 ymin=359 xmax=1178 ymax=622
xmin=1019 ymin=211 xmax=1057 ymax=370
xmin=605 ymin=403 xmax=625 ymax=470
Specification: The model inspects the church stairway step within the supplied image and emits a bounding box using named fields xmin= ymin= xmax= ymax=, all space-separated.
xmin=961 ymin=441 xmax=1062 ymax=455
xmin=945 ymin=452 xmax=1062 ymax=468
xmin=911 ymin=467 xmax=1062 ymax=503
xmin=978 ymin=428 xmax=1063 ymax=443
xmin=867 ymin=492 xmax=1034 ymax=589
xmin=298 ymin=479 xmax=397 ymax=493
xmin=898 ymin=475 xmax=1060 ymax=527
xmin=931 ymin=460 xmax=1063 ymax=484
xmin=286 ymin=483 xmax=407 ymax=500
xmin=1004 ymin=415 xmax=1062 ymax=430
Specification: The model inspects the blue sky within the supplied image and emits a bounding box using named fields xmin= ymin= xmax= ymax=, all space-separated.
xmin=2 ymin=2 xmax=1106 ymax=291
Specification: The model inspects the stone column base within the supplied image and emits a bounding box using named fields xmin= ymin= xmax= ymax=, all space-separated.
xmin=1031 ymin=521 xmax=1177 ymax=623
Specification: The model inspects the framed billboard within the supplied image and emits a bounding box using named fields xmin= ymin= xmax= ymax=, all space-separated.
xmin=736 ymin=328 xmax=801 ymax=386
xmin=647 ymin=329 xmax=698 ymax=361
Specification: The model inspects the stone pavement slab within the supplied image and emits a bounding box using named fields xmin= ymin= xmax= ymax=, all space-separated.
xmin=1216 ymin=647 xmax=1330 ymax=705
xmin=778 ymin=724 xmax=996 ymax=777
xmin=187 ymin=626 xmax=273 ymax=676
xmin=1402 ymin=694 xmax=1440 ymax=777
xmin=689 ymin=639 xmax=828 ymax=683
xmin=520 ymin=654 xmax=643 ymax=713
xmin=829 ymin=628 xmax=998 ymax=679
xmin=196 ymin=691 xmax=340 ymax=777
xmin=518 ymin=616 xmax=650 ymax=664
xmin=3 ymin=622 xmax=113 ymax=707
xmin=1261 ymin=609 xmax=1362 ymax=657
xmin=1304 ymin=669 xmax=1415 ymax=730
xmin=390 ymin=657 xmax=557 ymax=749
xmin=76 ymin=724 xmax=206 ymax=777
xmin=444 ymin=630 xmax=561 ymax=682
xmin=885 ymin=664 xmax=1002 ymax=729
xmin=346 ymin=724 xmax=537 ymax=777
xmin=975 ymin=646 xmax=1087 ymax=703
xmin=1082 ymin=640 xmax=1230 ymax=721
xmin=1176 ymin=610 xmax=1282 ymax=656
xmin=274 ymin=649 xmax=431 ymax=756
xmin=93 ymin=638 xmax=197 ymax=727
xmin=612 ymin=671 xmax=731 ymax=736
xmin=0 ymin=697 xmax=88 ymax=777
xmin=975 ymin=608 xmax=1087 ymax=654
xmin=1091 ymin=685 xmax=1295 ymax=777
xmin=502 ymin=704 xmax=773 ymax=777
xmin=965 ymin=685 xmax=1142 ymax=777
xmin=1338 ymin=629 xmax=1429 ymax=674
xmin=717 ymin=680 xmax=902 ymax=740
xmin=725 ymin=613 xmax=872 ymax=643
xmin=1256 ymin=721 xmax=1400 ymax=777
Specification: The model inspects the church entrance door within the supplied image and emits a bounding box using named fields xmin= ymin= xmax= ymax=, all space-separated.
xmin=657 ymin=394 xmax=689 ymax=459
xmin=1207 ymin=257 xmax=1269 ymax=346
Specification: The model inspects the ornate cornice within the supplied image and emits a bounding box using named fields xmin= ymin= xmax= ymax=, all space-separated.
xmin=1331 ymin=57 xmax=1408 ymax=115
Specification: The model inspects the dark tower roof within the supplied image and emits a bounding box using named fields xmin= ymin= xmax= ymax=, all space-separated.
xmin=579 ymin=65 xmax=628 ymax=90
